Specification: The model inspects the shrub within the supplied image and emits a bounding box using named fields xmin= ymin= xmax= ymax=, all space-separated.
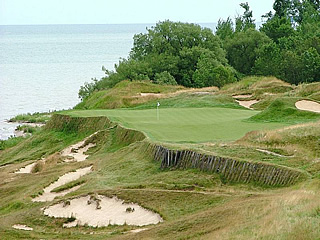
xmin=154 ymin=71 xmax=177 ymax=85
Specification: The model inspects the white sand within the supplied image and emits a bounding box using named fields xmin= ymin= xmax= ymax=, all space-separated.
xmin=295 ymin=100 xmax=320 ymax=113
xmin=44 ymin=195 xmax=163 ymax=227
xmin=61 ymin=133 xmax=98 ymax=162
xmin=32 ymin=166 xmax=92 ymax=202
xmin=129 ymin=228 xmax=148 ymax=233
xmin=140 ymin=93 xmax=162 ymax=97
xmin=12 ymin=224 xmax=33 ymax=231
xmin=256 ymin=149 xmax=286 ymax=157
xmin=236 ymin=100 xmax=259 ymax=109
xmin=232 ymin=94 xmax=253 ymax=99
xmin=15 ymin=162 xmax=37 ymax=174
xmin=62 ymin=143 xmax=96 ymax=162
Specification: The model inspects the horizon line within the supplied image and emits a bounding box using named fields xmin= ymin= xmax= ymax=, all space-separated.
xmin=0 ymin=22 xmax=219 ymax=27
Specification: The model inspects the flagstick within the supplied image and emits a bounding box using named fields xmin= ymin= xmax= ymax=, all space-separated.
xmin=157 ymin=102 xmax=160 ymax=121
xmin=157 ymin=105 xmax=159 ymax=121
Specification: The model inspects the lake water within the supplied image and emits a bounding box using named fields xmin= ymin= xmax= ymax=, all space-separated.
xmin=0 ymin=23 xmax=216 ymax=140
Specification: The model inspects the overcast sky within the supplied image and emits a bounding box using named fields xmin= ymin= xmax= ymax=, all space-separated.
xmin=0 ymin=0 xmax=275 ymax=25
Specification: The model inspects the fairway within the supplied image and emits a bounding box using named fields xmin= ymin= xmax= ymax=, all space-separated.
xmin=66 ymin=108 xmax=288 ymax=143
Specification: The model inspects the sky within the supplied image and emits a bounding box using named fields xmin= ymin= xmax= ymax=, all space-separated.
xmin=0 ymin=0 xmax=275 ymax=25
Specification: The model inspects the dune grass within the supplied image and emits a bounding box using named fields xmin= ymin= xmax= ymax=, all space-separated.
xmin=1 ymin=78 xmax=320 ymax=239
xmin=65 ymin=108 xmax=288 ymax=143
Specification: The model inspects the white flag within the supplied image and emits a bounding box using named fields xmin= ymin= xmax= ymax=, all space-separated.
xmin=157 ymin=102 xmax=160 ymax=107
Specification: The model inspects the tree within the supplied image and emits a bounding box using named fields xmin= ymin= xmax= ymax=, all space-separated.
xmin=235 ymin=2 xmax=256 ymax=32
xmin=273 ymin=0 xmax=292 ymax=18
xmin=129 ymin=20 xmax=230 ymax=87
xmin=216 ymin=17 xmax=234 ymax=41
xmin=253 ymin=42 xmax=282 ymax=77
xmin=225 ymin=29 xmax=271 ymax=74
xmin=154 ymin=71 xmax=177 ymax=85
xmin=260 ymin=16 xmax=295 ymax=42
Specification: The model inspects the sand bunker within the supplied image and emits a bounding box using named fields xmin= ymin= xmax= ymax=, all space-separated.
xmin=61 ymin=133 xmax=97 ymax=162
xmin=44 ymin=195 xmax=163 ymax=227
xmin=295 ymin=100 xmax=320 ymax=113
xmin=15 ymin=162 xmax=37 ymax=174
xmin=12 ymin=224 xmax=33 ymax=231
xmin=32 ymin=166 xmax=92 ymax=202
xmin=236 ymin=100 xmax=259 ymax=109
xmin=140 ymin=93 xmax=163 ymax=97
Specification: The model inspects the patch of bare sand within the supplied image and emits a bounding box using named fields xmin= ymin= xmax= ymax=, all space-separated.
xmin=256 ymin=149 xmax=287 ymax=157
xmin=236 ymin=100 xmax=259 ymax=109
xmin=61 ymin=132 xmax=98 ymax=162
xmin=32 ymin=166 xmax=92 ymax=202
xmin=129 ymin=228 xmax=148 ymax=233
xmin=12 ymin=224 xmax=33 ymax=231
xmin=44 ymin=195 xmax=163 ymax=227
xmin=295 ymin=100 xmax=320 ymax=113
xmin=15 ymin=162 xmax=38 ymax=174
xmin=140 ymin=87 xmax=218 ymax=98
xmin=140 ymin=93 xmax=163 ymax=97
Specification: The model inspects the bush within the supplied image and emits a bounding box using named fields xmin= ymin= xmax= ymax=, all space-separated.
xmin=154 ymin=71 xmax=177 ymax=85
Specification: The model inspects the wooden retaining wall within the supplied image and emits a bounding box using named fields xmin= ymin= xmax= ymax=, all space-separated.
xmin=149 ymin=145 xmax=303 ymax=186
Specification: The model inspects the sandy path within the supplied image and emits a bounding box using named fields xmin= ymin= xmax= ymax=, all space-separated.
xmin=32 ymin=166 xmax=92 ymax=202
xmin=15 ymin=162 xmax=37 ymax=174
xmin=256 ymin=149 xmax=287 ymax=157
xmin=61 ymin=132 xmax=98 ymax=162
xmin=44 ymin=195 xmax=163 ymax=227
xmin=12 ymin=224 xmax=33 ymax=231
xmin=235 ymin=100 xmax=259 ymax=109
xmin=295 ymin=100 xmax=320 ymax=113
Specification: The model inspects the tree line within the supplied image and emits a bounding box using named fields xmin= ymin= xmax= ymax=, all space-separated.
xmin=79 ymin=0 xmax=320 ymax=100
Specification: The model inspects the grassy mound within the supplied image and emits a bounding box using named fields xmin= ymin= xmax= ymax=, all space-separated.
xmin=292 ymin=82 xmax=320 ymax=101
xmin=249 ymin=97 xmax=320 ymax=123
xmin=75 ymin=80 xmax=184 ymax=109
xmin=222 ymin=76 xmax=294 ymax=96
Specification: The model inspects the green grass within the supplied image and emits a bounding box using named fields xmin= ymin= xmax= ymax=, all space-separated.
xmin=9 ymin=112 xmax=51 ymax=123
xmin=2 ymin=78 xmax=320 ymax=239
xmin=132 ymin=93 xmax=242 ymax=110
xmin=65 ymin=108 xmax=288 ymax=143
xmin=51 ymin=179 xmax=86 ymax=193
xmin=249 ymin=97 xmax=320 ymax=123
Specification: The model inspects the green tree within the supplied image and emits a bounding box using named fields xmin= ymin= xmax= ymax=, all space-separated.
xmin=235 ymin=2 xmax=256 ymax=32
xmin=129 ymin=20 xmax=229 ymax=87
xmin=260 ymin=16 xmax=295 ymax=42
xmin=216 ymin=17 xmax=234 ymax=41
xmin=253 ymin=42 xmax=282 ymax=77
xmin=225 ymin=29 xmax=272 ymax=74
xmin=154 ymin=71 xmax=177 ymax=85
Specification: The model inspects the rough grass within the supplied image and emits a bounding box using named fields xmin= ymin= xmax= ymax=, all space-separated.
xmin=65 ymin=108 xmax=288 ymax=143
xmin=75 ymin=80 xmax=184 ymax=109
xmin=0 ymin=114 xmax=320 ymax=239
xmin=51 ymin=179 xmax=86 ymax=193
xmin=1 ymin=78 xmax=320 ymax=239
xmin=132 ymin=93 xmax=242 ymax=110
xmin=10 ymin=112 xmax=51 ymax=123
xmin=221 ymin=76 xmax=293 ymax=95
xmin=249 ymin=97 xmax=320 ymax=123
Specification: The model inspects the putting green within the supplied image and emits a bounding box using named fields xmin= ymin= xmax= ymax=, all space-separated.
xmin=66 ymin=108 xmax=288 ymax=143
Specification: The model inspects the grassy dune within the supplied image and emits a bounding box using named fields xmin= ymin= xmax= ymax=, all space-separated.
xmin=1 ymin=77 xmax=320 ymax=239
